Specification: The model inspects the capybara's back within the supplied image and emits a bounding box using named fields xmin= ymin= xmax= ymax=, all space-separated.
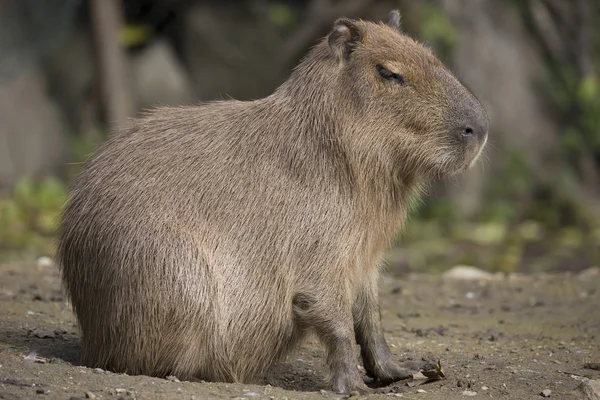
xmin=58 ymin=103 xmax=309 ymax=381
xmin=58 ymin=10 xmax=488 ymax=393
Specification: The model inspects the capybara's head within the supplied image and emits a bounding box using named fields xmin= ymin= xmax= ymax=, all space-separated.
xmin=324 ymin=10 xmax=488 ymax=177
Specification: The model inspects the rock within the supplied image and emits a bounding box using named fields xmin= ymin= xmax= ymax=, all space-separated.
xmin=36 ymin=257 xmax=54 ymax=269
xmin=540 ymin=389 xmax=552 ymax=397
xmin=487 ymin=329 xmax=502 ymax=341
xmin=397 ymin=312 xmax=420 ymax=319
xmin=0 ymin=67 xmax=67 ymax=190
xmin=462 ymin=390 xmax=477 ymax=396
xmin=243 ymin=392 xmax=259 ymax=398
xmin=131 ymin=39 xmax=195 ymax=112
xmin=24 ymin=352 xmax=48 ymax=363
xmin=584 ymin=363 xmax=600 ymax=372
xmin=443 ymin=266 xmax=494 ymax=281
xmin=578 ymin=267 xmax=599 ymax=281
xmin=85 ymin=392 xmax=97 ymax=399
xmin=28 ymin=328 xmax=56 ymax=339
xmin=579 ymin=380 xmax=600 ymax=400
xmin=166 ymin=375 xmax=180 ymax=382
xmin=107 ymin=388 xmax=130 ymax=396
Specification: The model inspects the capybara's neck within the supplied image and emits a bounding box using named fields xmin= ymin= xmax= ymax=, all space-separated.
xmin=262 ymin=42 xmax=421 ymax=222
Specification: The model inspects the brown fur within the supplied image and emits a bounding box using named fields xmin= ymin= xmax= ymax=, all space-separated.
xmin=57 ymin=11 xmax=488 ymax=394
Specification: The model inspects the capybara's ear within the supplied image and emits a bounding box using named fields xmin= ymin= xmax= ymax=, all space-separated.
xmin=387 ymin=10 xmax=401 ymax=31
xmin=328 ymin=18 xmax=363 ymax=62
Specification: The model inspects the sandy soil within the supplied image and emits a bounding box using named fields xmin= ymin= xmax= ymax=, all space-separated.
xmin=1 ymin=261 xmax=599 ymax=400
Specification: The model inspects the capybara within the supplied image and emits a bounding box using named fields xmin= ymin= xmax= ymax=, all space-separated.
xmin=57 ymin=10 xmax=488 ymax=394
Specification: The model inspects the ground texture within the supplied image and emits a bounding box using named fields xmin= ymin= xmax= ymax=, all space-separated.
xmin=1 ymin=261 xmax=599 ymax=400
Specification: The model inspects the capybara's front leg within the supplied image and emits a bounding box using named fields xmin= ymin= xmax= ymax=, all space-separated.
xmin=293 ymin=292 xmax=371 ymax=394
xmin=353 ymin=274 xmax=433 ymax=384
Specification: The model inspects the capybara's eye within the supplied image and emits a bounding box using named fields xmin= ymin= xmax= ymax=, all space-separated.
xmin=376 ymin=64 xmax=405 ymax=85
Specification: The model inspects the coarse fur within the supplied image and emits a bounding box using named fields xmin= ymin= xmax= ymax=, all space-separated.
xmin=57 ymin=11 xmax=488 ymax=394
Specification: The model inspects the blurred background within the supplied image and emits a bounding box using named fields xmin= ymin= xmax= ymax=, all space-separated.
xmin=0 ymin=0 xmax=598 ymax=274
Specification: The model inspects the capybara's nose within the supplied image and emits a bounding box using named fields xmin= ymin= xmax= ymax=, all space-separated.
xmin=461 ymin=127 xmax=474 ymax=137
xmin=457 ymin=98 xmax=489 ymax=144
xmin=460 ymin=118 xmax=488 ymax=142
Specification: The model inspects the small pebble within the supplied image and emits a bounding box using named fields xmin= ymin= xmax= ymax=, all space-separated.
xmin=540 ymin=389 xmax=551 ymax=397
xmin=37 ymin=256 xmax=54 ymax=268
xmin=349 ymin=391 xmax=360 ymax=397
xmin=481 ymin=386 xmax=488 ymax=391
xmin=443 ymin=266 xmax=494 ymax=281
xmin=243 ymin=392 xmax=259 ymax=398
xmin=416 ymin=389 xmax=426 ymax=393
xmin=579 ymin=380 xmax=600 ymax=399
xmin=462 ymin=390 xmax=477 ymax=396
xmin=584 ymin=362 xmax=600 ymax=371
xmin=166 ymin=375 xmax=180 ymax=382
xmin=85 ymin=392 xmax=97 ymax=399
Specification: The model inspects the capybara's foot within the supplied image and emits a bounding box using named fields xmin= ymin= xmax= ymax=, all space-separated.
xmin=332 ymin=371 xmax=373 ymax=395
xmin=372 ymin=357 xmax=439 ymax=384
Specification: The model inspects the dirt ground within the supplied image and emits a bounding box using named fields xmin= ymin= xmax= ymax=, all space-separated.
xmin=1 ymin=260 xmax=599 ymax=400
